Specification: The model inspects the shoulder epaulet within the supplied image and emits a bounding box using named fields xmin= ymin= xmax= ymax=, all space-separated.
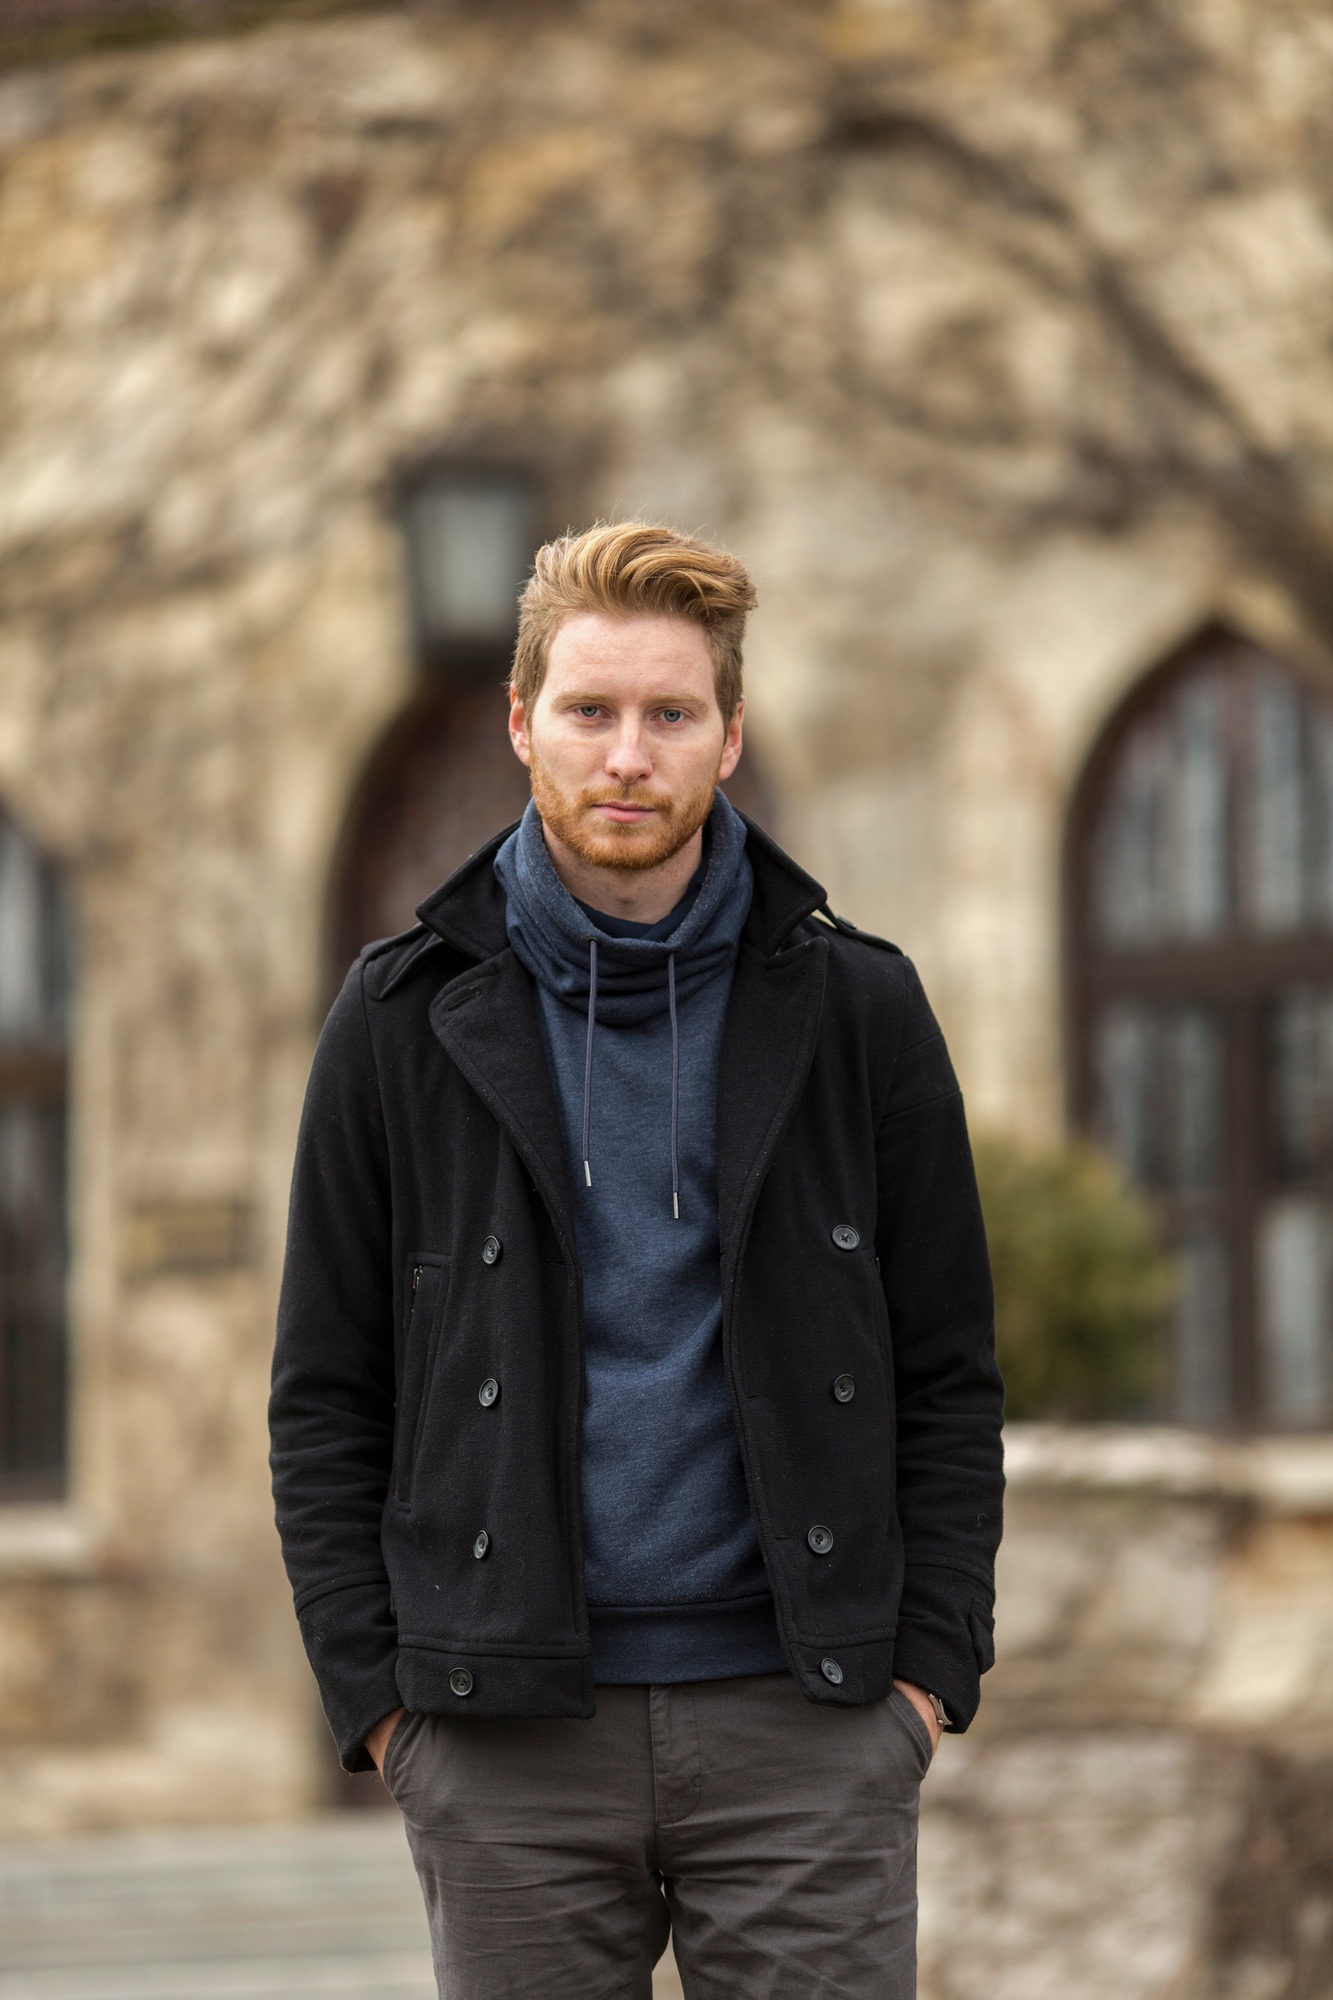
xmin=816 ymin=906 xmax=904 ymax=957
xmin=360 ymin=921 xmax=428 ymax=965
xmin=361 ymin=923 xmax=449 ymax=1000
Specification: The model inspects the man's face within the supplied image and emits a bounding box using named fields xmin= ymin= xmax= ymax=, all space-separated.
xmin=508 ymin=612 xmax=744 ymax=872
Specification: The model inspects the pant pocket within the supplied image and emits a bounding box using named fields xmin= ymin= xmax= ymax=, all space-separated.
xmin=381 ymin=1709 xmax=425 ymax=1800
xmin=888 ymin=1686 xmax=934 ymax=1775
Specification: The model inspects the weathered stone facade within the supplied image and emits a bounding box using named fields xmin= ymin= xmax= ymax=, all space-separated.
xmin=2 ymin=0 xmax=1333 ymax=1986
xmin=922 ymin=1431 xmax=1333 ymax=2000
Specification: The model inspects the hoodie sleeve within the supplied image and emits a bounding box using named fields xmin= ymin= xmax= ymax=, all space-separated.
xmin=874 ymin=960 xmax=1004 ymax=1730
xmin=269 ymin=959 xmax=402 ymax=1771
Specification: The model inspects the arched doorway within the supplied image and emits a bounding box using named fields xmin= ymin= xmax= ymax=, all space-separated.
xmin=328 ymin=687 xmax=777 ymax=991
xmin=1067 ymin=625 xmax=1333 ymax=1430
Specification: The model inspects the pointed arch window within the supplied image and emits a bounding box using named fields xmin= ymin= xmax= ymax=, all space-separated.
xmin=1069 ymin=627 xmax=1333 ymax=1430
xmin=0 ymin=811 xmax=70 ymax=1497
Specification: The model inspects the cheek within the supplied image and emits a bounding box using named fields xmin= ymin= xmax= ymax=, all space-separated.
xmin=530 ymin=726 xmax=603 ymax=781
xmin=672 ymin=728 xmax=728 ymax=775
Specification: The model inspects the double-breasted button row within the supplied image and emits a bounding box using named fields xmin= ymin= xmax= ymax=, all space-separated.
xmin=829 ymin=1226 xmax=860 ymax=1409
xmin=807 ymin=1523 xmax=834 ymax=1556
xmin=476 ymin=1236 xmax=501 ymax=1407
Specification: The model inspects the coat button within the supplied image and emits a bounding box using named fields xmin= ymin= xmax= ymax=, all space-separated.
xmin=831 ymin=1224 xmax=860 ymax=1251
xmin=807 ymin=1524 xmax=834 ymax=1556
xmin=821 ymin=1656 xmax=844 ymax=1685
xmin=472 ymin=1530 xmax=490 ymax=1560
xmin=449 ymin=1669 xmax=474 ymax=1697
xmin=833 ymin=1374 xmax=856 ymax=1403
xmin=481 ymin=1235 xmax=502 ymax=1266
xmin=478 ymin=1378 xmax=500 ymax=1408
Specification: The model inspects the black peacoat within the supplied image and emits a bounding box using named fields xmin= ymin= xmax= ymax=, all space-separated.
xmin=270 ymin=816 xmax=1004 ymax=1771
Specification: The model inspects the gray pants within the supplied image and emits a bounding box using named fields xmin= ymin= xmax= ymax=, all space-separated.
xmin=382 ymin=1671 xmax=931 ymax=2000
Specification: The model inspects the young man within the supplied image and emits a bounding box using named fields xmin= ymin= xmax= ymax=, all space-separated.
xmin=271 ymin=522 xmax=1003 ymax=1999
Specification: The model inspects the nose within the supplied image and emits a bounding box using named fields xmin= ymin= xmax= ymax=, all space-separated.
xmin=604 ymin=717 xmax=653 ymax=786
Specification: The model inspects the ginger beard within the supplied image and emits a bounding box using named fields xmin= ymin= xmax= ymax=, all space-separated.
xmin=528 ymin=742 xmax=721 ymax=873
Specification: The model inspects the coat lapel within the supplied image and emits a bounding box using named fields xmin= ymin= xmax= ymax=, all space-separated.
xmin=422 ymin=805 xmax=831 ymax=1275
xmin=430 ymin=952 xmax=579 ymax=1261
xmin=716 ymin=934 xmax=829 ymax=1280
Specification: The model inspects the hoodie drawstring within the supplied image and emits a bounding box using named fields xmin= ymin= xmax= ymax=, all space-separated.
xmin=582 ymin=938 xmax=598 ymax=1187
xmin=668 ymin=951 xmax=680 ymax=1221
xmin=581 ymin=936 xmax=681 ymax=1220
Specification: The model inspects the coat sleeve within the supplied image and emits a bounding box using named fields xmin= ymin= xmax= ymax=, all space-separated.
xmin=875 ymin=960 xmax=1004 ymax=1730
xmin=269 ymin=959 xmax=401 ymax=1772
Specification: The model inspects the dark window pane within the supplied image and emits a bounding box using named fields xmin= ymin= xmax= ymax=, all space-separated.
xmin=1171 ymin=1009 xmax=1225 ymax=1194
xmin=0 ymin=814 xmax=68 ymax=1044
xmin=1175 ymin=675 xmax=1231 ymax=939
xmin=0 ymin=811 xmax=70 ymax=1497
xmin=1257 ymin=1195 xmax=1333 ymax=1427
xmin=1093 ymin=1001 xmax=1223 ymax=1195
xmin=1094 ymin=725 xmax=1173 ymax=947
xmin=1093 ymin=668 xmax=1230 ymax=947
xmin=0 ymin=1102 xmax=67 ymax=1483
xmin=1175 ymin=1231 xmax=1232 ymax=1425
xmin=1310 ymin=710 xmax=1333 ymax=927
xmin=1094 ymin=1000 xmax=1155 ymax=1182
xmin=1249 ymin=670 xmax=1307 ymax=933
xmin=1269 ymin=986 xmax=1333 ymax=1183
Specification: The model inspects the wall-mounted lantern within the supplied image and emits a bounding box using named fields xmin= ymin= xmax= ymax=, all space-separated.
xmin=400 ymin=466 xmax=537 ymax=681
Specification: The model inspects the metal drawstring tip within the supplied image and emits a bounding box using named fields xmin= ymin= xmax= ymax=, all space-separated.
xmin=672 ymin=1193 xmax=679 ymax=1220
xmin=584 ymin=1161 xmax=592 ymax=1187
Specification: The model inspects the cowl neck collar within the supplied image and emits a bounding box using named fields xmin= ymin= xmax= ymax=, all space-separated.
xmin=493 ymin=792 xmax=753 ymax=1028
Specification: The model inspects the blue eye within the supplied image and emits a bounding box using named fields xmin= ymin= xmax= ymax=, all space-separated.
xmin=661 ymin=709 xmax=684 ymax=723
xmin=577 ymin=705 xmax=600 ymax=718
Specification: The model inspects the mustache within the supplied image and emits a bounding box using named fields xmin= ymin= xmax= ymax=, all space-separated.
xmin=578 ymin=787 xmax=670 ymax=811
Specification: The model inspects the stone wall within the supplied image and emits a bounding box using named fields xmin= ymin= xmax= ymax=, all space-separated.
xmin=0 ymin=0 xmax=1332 ymax=1858
xmin=921 ymin=1428 xmax=1333 ymax=2000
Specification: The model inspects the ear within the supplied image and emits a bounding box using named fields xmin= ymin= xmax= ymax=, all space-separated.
xmin=509 ymin=690 xmax=533 ymax=768
xmin=718 ymin=697 xmax=744 ymax=783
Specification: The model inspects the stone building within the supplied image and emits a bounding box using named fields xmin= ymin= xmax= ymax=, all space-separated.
xmin=1 ymin=1 xmax=1332 ymax=1992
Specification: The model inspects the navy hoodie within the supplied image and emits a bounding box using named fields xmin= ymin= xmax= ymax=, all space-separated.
xmin=494 ymin=794 xmax=785 ymax=1682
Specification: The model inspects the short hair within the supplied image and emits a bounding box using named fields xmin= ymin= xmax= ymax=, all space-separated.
xmin=510 ymin=521 xmax=756 ymax=718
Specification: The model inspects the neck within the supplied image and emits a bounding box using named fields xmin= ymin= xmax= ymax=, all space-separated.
xmin=540 ymin=822 xmax=705 ymax=924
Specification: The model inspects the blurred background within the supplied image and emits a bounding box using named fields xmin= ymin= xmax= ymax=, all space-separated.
xmin=1 ymin=1 xmax=1332 ymax=1995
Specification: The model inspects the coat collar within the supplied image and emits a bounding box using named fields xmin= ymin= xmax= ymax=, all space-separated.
xmin=414 ymin=809 xmax=827 ymax=963
xmin=415 ymin=823 xmax=516 ymax=962
xmin=417 ymin=808 xmax=831 ymax=1270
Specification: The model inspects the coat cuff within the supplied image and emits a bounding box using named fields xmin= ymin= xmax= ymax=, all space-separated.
xmin=892 ymin=1564 xmax=995 ymax=1733
xmin=295 ymin=1576 xmax=402 ymax=1772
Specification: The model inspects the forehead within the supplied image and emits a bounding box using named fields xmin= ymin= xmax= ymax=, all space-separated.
xmin=543 ymin=612 xmax=714 ymax=691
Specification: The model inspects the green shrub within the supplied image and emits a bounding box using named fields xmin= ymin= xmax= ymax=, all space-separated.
xmin=972 ymin=1134 xmax=1175 ymax=1422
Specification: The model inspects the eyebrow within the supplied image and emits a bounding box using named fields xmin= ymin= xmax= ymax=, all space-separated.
xmin=555 ymin=688 xmax=704 ymax=706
